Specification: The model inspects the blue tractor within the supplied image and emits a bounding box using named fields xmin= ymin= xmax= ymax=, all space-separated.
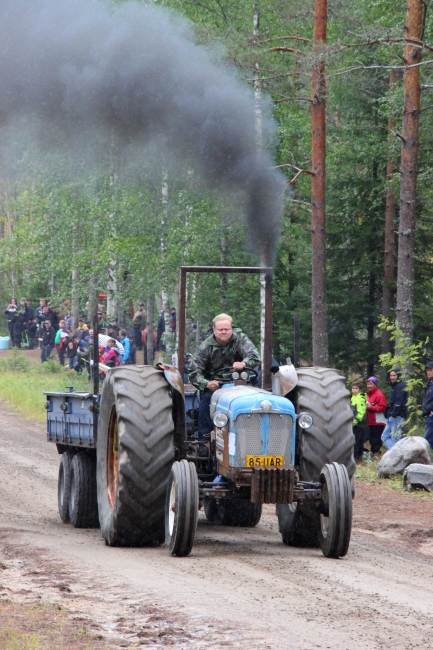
xmin=45 ymin=267 xmax=354 ymax=560
xmin=165 ymin=361 xmax=354 ymax=559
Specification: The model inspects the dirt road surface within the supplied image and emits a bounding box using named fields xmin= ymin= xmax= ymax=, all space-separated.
xmin=1 ymin=404 xmax=433 ymax=649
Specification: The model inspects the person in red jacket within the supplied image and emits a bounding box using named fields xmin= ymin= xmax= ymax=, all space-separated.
xmin=366 ymin=376 xmax=387 ymax=458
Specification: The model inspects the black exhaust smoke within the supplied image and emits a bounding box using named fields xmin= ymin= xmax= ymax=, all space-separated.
xmin=0 ymin=0 xmax=285 ymax=266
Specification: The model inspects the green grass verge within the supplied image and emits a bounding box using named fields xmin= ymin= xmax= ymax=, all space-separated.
xmin=0 ymin=351 xmax=92 ymax=421
xmin=0 ymin=600 xmax=112 ymax=649
xmin=355 ymin=459 xmax=433 ymax=500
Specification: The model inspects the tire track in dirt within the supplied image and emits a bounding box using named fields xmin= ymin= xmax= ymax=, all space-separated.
xmin=1 ymin=404 xmax=433 ymax=649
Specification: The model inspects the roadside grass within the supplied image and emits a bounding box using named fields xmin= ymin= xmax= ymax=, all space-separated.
xmin=0 ymin=600 xmax=112 ymax=649
xmin=355 ymin=459 xmax=433 ymax=500
xmin=0 ymin=351 xmax=91 ymax=421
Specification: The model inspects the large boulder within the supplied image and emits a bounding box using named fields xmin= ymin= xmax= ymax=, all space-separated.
xmin=376 ymin=436 xmax=432 ymax=478
xmin=404 ymin=463 xmax=433 ymax=492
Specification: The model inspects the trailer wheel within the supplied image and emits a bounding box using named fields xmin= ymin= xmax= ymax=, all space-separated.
xmin=165 ymin=460 xmax=199 ymax=556
xmin=318 ymin=463 xmax=352 ymax=558
xmin=58 ymin=450 xmax=75 ymax=523
xmin=68 ymin=453 xmax=99 ymax=528
xmin=97 ymin=366 xmax=175 ymax=547
xmin=218 ymin=499 xmax=262 ymax=527
xmin=278 ymin=367 xmax=355 ymax=548
xmin=203 ymin=497 xmax=221 ymax=524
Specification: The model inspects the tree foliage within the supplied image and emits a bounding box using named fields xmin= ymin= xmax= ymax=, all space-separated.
xmin=1 ymin=0 xmax=433 ymax=374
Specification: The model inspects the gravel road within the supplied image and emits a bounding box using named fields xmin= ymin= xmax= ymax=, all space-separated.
xmin=1 ymin=404 xmax=433 ymax=649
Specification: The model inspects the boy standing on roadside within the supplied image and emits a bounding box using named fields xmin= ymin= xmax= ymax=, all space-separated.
xmin=351 ymin=382 xmax=366 ymax=463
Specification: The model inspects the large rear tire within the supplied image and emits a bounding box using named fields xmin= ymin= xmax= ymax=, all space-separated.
xmin=278 ymin=367 xmax=354 ymax=548
xmin=218 ymin=499 xmax=262 ymax=527
xmin=276 ymin=501 xmax=319 ymax=547
xmin=68 ymin=452 xmax=99 ymax=528
xmin=165 ymin=460 xmax=199 ymax=556
xmin=97 ymin=366 xmax=175 ymax=547
xmin=296 ymin=367 xmax=355 ymax=481
xmin=203 ymin=497 xmax=221 ymax=524
xmin=318 ymin=463 xmax=352 ymax=558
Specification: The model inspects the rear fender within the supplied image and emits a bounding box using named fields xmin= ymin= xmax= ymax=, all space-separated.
xmin=157 ymin=363 xmax=187 ymax=459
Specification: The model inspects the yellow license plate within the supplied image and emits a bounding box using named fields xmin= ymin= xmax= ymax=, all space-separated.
xmin=246 ymin=455 xmax=284 ymax=468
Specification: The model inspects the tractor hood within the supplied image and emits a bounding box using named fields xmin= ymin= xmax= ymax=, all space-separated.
xmin=210 ymin=385 xmax=295 ymax=421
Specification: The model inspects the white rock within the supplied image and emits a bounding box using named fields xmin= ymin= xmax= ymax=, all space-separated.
xmin=376 ymin=436 xmax=431 ymax=478
xmin=404 ymin=463 xmax=433 ymax=492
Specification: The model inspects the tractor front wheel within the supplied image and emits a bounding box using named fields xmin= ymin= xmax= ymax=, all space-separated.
xmin=318 ymin=462 xmax=352 ymax=558
xmin=165 ymin=460 xmax=199 ymax=556
xmin=278 ymin=367 xmax=355 ymax=549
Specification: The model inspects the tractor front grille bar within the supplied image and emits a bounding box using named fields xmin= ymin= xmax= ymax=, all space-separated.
xmin=251 ymin=467 xmax=295 ymax=504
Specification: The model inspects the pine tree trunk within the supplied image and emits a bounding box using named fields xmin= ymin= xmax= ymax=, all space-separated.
xmin=396 ymin=0 xmax=423 ymax=343
xmin=381 ymin=69 xmax=399 ymax=356
xmin=311 ymin=0 xmax=328 ymax=367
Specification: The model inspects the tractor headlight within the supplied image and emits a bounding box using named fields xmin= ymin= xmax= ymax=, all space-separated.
xmin=213 ymin=411 xmax=228 ymax=428
xmin=297 ymin=412 xmax=313 ymax=429
xmin=260 ymin=399 xmax=272 ymax=412
xmin=240 ymin=371 xmax=248 ymax=380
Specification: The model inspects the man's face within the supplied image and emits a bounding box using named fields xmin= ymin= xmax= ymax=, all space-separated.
xmin=139 ymin=306 xmax=143 ymax=311
xmin=426 ymin=368 xmax=433 ymax=380
xmin=351 ymin=385 xmax=360 ymax=395
xmin=389 ymin=371 xmax=398 ymax=383
xmin=213 ymin=319 xmax=233 ymax=345
xmin=43 ymin=306 xmax=48 ymax=314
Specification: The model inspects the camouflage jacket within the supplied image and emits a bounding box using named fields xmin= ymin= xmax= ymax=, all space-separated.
xmin=188 ymin=328 xmax=261 ymax=391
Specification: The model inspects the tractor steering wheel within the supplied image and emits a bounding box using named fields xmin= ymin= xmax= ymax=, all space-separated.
xmin=211 ymin=366 xmax=258 ymax=384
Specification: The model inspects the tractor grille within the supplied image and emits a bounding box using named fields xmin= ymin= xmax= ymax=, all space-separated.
xmin=269 ymin=415 xmax=293 ymax=463
xmin=235 ymin=413 xmax=293 ymax=467
xmin=236 ymin=414 xmax=262 ymax=466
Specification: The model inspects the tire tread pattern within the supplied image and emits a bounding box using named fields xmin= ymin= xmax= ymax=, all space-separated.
xmin=97 ymin=366 xmax=175 ymax=547
xmin=277 ymin=366 xmax=354 ymax=548
xmin=166 ymin=460 xmax=199 ymax=556
xmin=297 ymin=367 xmax=355 ymax=482
xmin=69 ymin=453 xmax=99 ymax=528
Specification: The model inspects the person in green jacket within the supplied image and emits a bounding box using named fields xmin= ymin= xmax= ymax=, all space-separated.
xmin=351 ymin=381 xmax=367 ymax=462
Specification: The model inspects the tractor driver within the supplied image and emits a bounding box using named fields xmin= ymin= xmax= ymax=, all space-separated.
xmin=188 ymin=313 xmax=260 ymax=449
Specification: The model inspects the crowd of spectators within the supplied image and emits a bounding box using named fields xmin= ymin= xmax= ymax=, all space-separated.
xmin=8 ymin=297 xmax=431 ymax=456
xmin=351 ymin=364 xmax=433 ymax=458
xmin=3 ymin=298 xmax=177 ymax=378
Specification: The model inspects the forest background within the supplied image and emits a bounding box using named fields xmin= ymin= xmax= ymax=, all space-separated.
xmin=1 ymin=0 xmax=433 ymax=378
